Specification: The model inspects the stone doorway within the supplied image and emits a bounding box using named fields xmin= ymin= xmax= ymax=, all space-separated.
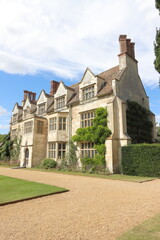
xmin=23 ymin=148 xmax=29 ymax=167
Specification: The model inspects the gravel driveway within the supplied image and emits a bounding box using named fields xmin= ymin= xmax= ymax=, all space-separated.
xmin=0 ymin=167 xmax=160 ymax=240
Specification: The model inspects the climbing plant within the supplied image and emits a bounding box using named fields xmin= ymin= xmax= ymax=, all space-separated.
xmin=72 ymin=107 xmax=111 ymax=171
xmin=126 ymin=101 xmax=153 ymax=143
xmin=10 ymin=137 xmax=21 ymax=161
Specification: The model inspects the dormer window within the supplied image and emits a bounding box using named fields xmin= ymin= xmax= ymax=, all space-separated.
xmin=12 ymin=114 xmax=18 ymax=123
xmin=38 ymin=103 xmax=45 ymax=115
xmin=56 ymin=96 xmax=65 ymax=109
xmin=24 ymin=107 xmax=30 ymax=119
xmin=82 ymin=85 xmax=94 ymax=100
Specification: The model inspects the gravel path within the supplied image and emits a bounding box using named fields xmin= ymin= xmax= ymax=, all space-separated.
xmin=0 ymin=168 xmax=160 ymax=240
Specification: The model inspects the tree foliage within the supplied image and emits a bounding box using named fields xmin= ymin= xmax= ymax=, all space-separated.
xmin=154 ymin=1 xmax=160 ymax=74
xmin=67 ymin=140 xmax=78 ymax=170
xmin=0 ymin=133 xmax=13 ymax=160
xmin=155 ymin=0 xmax=160 ymax=12
xmin=154 ymin=29 xmax=160 ymax=74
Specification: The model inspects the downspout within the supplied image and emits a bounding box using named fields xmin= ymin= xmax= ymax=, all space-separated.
xmin=68 ymin=104 xmax=72 ymax=154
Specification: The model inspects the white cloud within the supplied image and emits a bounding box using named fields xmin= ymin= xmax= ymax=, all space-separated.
xmin=0 ymin=125 xmax=9 ymax=130
xmin=0 ymin=0 xmax=159 ymax=84
xmin=0 ymin=106 xmax=10 ymax=133
xmin=0 ymin=106 xmax=9 ymax=116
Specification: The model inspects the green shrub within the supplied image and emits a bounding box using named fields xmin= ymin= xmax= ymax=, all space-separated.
xmin=41 ymin=158 xmax=57 ymax=169
xmin=122 ymin=144 xmax=160 ymax=177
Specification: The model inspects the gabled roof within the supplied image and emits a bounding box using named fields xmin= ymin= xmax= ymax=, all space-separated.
xmin=37 ymin=90 xmax=54 ymax=103
xmin=59 ymin=81 xmax=75 ymax=92
xmin=46 ymin=100 xmax=54 ymax=113
xmin=97 ymin=66 xmax=120 ymax=81
xmin=96 ymin=66 xmax=126 ymax=96
xmin=67 ymin=83 xmax=79 ymax=105
xmin=67 ymin=65 xmax=126 ymax=103
xmin=12 ymin=102 xmax=23 ymax=112
xmin=79 ymin=67 xmax=95 ymax=84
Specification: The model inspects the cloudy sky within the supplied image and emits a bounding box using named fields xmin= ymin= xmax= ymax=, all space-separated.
xmin=0 ymin=0 xmax=159 ymax=134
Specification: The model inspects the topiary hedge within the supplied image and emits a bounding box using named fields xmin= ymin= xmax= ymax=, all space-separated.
xmin=122 ymin=144 xmax=160 ymax=177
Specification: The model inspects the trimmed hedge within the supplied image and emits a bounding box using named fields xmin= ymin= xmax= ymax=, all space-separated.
xmin=122 ymin=144 xmax=160 ymax=177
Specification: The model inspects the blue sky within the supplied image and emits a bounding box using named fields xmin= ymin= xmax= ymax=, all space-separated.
xmin=0 ymin=0 xmax=160 ymax=134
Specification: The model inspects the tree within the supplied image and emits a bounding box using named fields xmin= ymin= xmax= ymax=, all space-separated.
xmin=0 ymin=133 xmax=13 ymax=160
xmin=154 ymin=29 xmax=160 ymax=74
xmin=156 ymin=0 xmax=160 ymax=11
xmin=154 ymin=1 xmax=160 ymax=74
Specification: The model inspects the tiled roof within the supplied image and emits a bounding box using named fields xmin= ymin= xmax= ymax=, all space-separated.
xmin=30 ymin=100 xmax=37 ymax=105
xmin=47 ymin=100 xmax=54 ymax=113
xmin=17 ymin=105 xmax=23 ymax=110
xmin=67 ymin=66 xmax=126 ymax=103
xmin=67 ymin=83 xmax=79 ymax=104
xmin=44 ymin=91 xmax=54 ymax=98
xmin=97 ymin=66 xmax=126 ymax=96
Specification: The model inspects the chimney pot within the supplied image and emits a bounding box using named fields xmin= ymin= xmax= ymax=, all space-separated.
xmin=50 ymin=80 xmax=60 ymax=95
xmin=23 ymin=90 xmax=36 ymax=102
xmin=119 ymin=35 xmax=135 ymax=59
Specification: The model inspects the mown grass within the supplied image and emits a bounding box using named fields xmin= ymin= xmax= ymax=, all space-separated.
xmin=0 ymin=164 xmax=157 ymax=182
xmin=25 ymin=167 xmax=156 ymax=183
xmin=117 ymin=214 xmax=160 ymax=240
xmin=0 ymin=175 xmax=68 ymax=205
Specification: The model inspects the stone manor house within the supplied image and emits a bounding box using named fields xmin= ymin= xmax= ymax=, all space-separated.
xmin=10 ymin=35 xmax=156 ymax=173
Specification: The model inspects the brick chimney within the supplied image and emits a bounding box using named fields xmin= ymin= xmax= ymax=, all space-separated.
xmin=24 ymin=90 xmax=36 ymax=101
xmin=50 ymin=80 xmax=60 ymax=95
xmin=118 ymin=35 xmax=135 ymax=59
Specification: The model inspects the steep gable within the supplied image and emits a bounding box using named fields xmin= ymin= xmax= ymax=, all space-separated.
xmin=37 ymin=90 xmax=47 ymax=105
xmin=12 ymin=103 xmax=22 ymax=114
xmin=79 ymin=68 xmax=96 ymax=88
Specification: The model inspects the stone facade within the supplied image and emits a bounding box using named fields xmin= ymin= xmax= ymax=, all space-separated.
xmin=10 ymin=35 xmax=156 ymax=173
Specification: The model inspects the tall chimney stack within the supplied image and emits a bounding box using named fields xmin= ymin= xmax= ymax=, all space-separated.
xmin=118 ymin=35 xmax=135 ymax=59
xmin=50 ymin=80 xmax=60 ymax=95
xmin=23 ymin=90 xmax=36 ymax=101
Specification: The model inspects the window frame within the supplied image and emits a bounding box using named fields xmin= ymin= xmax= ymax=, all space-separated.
xmin=12 ymin=114 xmax=18 ymax=123
xmin=48 ymin=142 xmax=56 ymax=159
xmin=81 ymin=110 xmax=95 ymax=128
xmin=24 ymin=107 xmax=30 ymax=119
xmin=38 ymin=103 xmax=46 ymax=115
xmin=59 ymin=117 xmax=67 ymax=130
xmin=56 ymin=96 xmax=65 ymax=109
xmin=49 ymin=117 xmax=57 ymax=131
xmin=81 ymin=142 xmax=95 ymax=158
xmin=58 ymin=142 xmax=66 ymax=159
xmin=24 ymin=121 xmax=33 ymax=134
xmin=82 ymin=85 xmax=94 ymax=101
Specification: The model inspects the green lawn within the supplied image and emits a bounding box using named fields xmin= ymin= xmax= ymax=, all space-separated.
xmin=0 ymin=175 xmax=68 ymax=205
xmin=25 ymin=167 xmax=156 ymax=183
xmin=0 ymin=165 xmax=157 ymax=182
xmin=117 ymin=214 xmax=160 ymax=240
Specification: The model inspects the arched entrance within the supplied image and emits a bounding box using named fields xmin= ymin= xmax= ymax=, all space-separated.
xmin=23 ymin=148 xmax=29 ymax=167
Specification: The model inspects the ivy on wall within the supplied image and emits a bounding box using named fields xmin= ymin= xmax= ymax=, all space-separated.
xmin=72 ymin=107 xmax=111 ymax=170
xmin=126 ymin=101 xmax=153 ymax=143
